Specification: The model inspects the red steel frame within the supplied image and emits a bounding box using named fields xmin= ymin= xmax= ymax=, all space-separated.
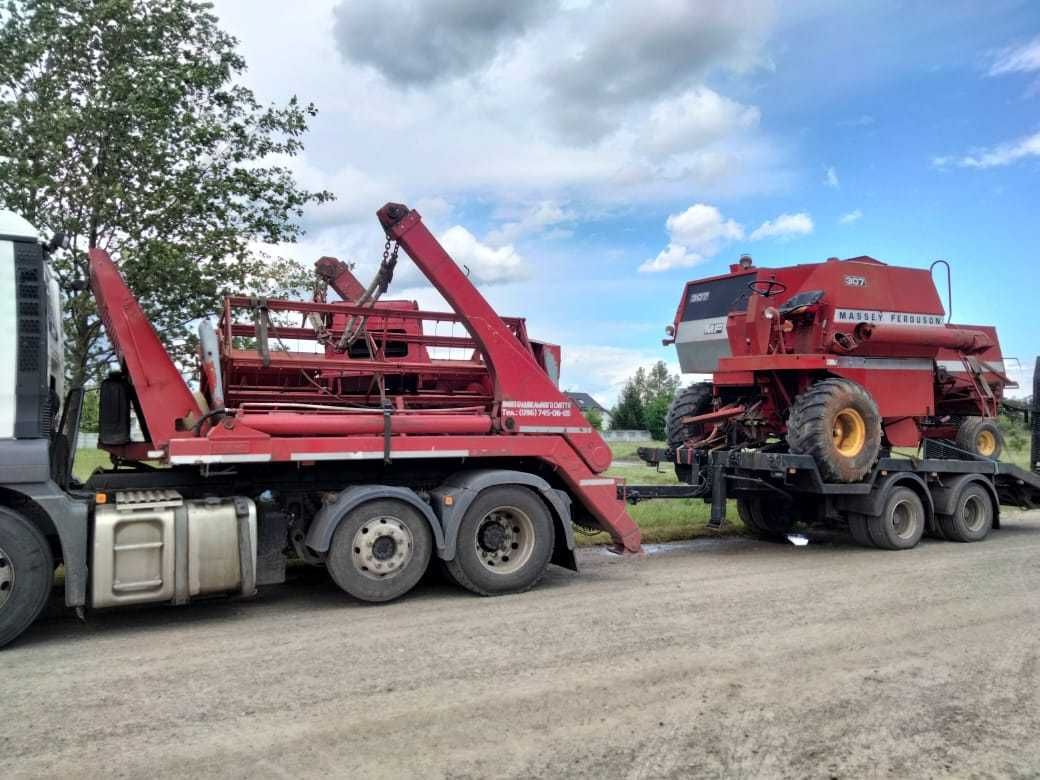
xmin=88 ymin=203 xmax=642 ymax=553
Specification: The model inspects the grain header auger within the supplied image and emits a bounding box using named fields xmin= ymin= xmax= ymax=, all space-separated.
xmin=654 ymin=253 xmax=1013 ymax=482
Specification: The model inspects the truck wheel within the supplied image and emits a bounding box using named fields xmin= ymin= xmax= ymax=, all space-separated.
xmin=938 ymin=483 xmax=994 ymax=542
xmin=0 ymin=507 xmax=54 ymax=649
xmin=787 ymin=378 xmax=882 ymax=482
xmin=866 ymin=487 xmax=925 ymax=550
xmin=445 ymin=486 xmax=554 ymax=596
xmin=955 ymin=418 xmax=1003 ymax=460
xmin=326 ymin=500 xmax=433 ymax=603
xmin=847 ymin=513 xmax=875 ymax=547
xmin=666 ymin=383 xmax=713 ymax=481
xmin=736 ymin=496 xmax=794 ymax=539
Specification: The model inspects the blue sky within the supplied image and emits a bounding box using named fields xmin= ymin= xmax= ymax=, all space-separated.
xmin=213 ymin=0 xmax=1040 ymax=405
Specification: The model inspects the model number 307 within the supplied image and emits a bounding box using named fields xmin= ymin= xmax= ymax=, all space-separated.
xmin=844 ymin=275 xmax=866 ymax=287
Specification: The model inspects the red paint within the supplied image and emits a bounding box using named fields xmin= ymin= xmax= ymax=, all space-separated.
xmin=88 ymin=204 xmax=641 ymax=553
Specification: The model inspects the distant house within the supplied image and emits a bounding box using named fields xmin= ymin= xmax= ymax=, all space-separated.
xmin=565 ymin=392 xmax=610 ymax=427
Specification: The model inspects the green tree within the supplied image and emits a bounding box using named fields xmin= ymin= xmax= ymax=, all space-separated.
xmin=643 ymin=395 xmax=671 ymax=440
xmin=584 ymin=407 xmax=604 ymax=431
xmin=610 ymin=381 xmax=645 ymax=430
xmin=633 ymin=360 xmax=680 ymax=407
xmin=0 ymin=0 xmax=333 ymax=386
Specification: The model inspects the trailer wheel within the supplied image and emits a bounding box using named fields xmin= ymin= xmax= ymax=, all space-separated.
xmin=955 ymin=418 xmax=1004 ymax=460
xmin=445 ymin=486 xmax=554 ymax=596
xmin=787 ymin=378 xmax=882 ymax=482
xmin=736 ymin=497 xmax=794 ymax=539
xmin=326 ymin=500 xmax=433 ymax=603
xmin=666 ymin=383 xmax=714 ymax=481
xmin=866 ymin=487 xmax=925 ymax=550
xmin=0 ymin=506 xmax=54 ymax=649
xmin=847 ymin=513 xmax=874 ymax=547
xmin=938 ymin=483 xmax=994 ymax=542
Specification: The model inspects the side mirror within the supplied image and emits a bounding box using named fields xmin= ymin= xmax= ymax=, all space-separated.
xmin=46 ymin=232 xmax=70 ymax=252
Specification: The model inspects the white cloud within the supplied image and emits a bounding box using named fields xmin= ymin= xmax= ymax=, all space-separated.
xmin=934 ymin=130 xmax=1040 ymax=169
xmin=640 ymin=87 xmax=761 ymax=157
xmin=436 ymin=225 xmax=531 ymax=285
xmin=639 ymin=204 xmax=744 ymax=272
xmin=486 ymin=201 xmax=573 ymax=245
xmin=839 ymin=208 xmax=863 ymax=224
xmin=988 ymin=36 xmax=1040 ymax=76
xmin=749 ymin=212 xmax=813 ymax=241
xmin=824 ymin=165 xmax=840 ymax=188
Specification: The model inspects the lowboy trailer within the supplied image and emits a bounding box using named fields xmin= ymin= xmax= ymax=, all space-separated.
xmin=0 ymin=203 xmax=642 ymax=648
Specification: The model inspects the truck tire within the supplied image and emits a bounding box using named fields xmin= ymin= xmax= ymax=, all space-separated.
xmin=955 ymin=417 xmax=1003 ymax=460
xmin=666 ymin=383 xmax=713 ymax=481
xmin=0 ymin=506 xmax=54 ymax=649
xmin=736 ymin=496 xmax=794 ymax=539
xmin=326 ymin=499 xmax=433 ymax=602
xmin=866 ymin=487 xmax=925 ymax=550
xmin=847 ymin=513 xmax=874 ymax=547
xmin=938 ymin=482 xmax=993 ymax=542
xmin=445 ymin=486 xmax=554 ymax=596
xmin=787 ymin=378 xmax=882 ymax=482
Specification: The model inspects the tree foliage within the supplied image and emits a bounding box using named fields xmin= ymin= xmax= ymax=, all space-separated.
xmin=610 ymin=381 xmax=645 ymax=430
xmin=584 ymin=407 xmax=604 ymax=431
xmin=610 ymin=361 xmax=680 ymax=433
xmin=0 ymin=0 xmax=333 ymax=386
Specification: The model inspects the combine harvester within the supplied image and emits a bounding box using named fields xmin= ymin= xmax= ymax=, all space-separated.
xmin=0 ymin=203 xmax=641 ymax=648
xmin=635 ymin=253 xmax=1040 ymax=548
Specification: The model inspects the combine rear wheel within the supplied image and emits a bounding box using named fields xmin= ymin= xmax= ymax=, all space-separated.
xmin=787 ymin=378 xmax=882 ymax=482
xmin=0 ymin=507 xmax=54 ymax=649
xmin=665 ymin=383 xmax=714 ymax=482
xmin=955 ymin=417 xmax=1004 ymax=460
xmin=445 ymin=486 xmax=554 ymax=596
xmin=326 ymin=500 xmax=433 ymax=602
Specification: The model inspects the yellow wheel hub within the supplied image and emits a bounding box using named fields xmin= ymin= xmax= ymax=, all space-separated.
xmin=832 ymin=408 xmax=866 ymax=458
xmin=976 ymin=429 xmax=997 ymax=457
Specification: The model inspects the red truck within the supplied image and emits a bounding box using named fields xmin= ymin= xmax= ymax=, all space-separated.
xmin=0 ymin=203 xmax=641 ymax=648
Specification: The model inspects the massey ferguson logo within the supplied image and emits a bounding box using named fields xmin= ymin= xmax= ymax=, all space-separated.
xmin=844 ymin=275 xmax=867 ymax=287
xmin=688 ymin=291 xmax=710 ymax=303
xmin=835 ymin=308 xmax=944 ymax=326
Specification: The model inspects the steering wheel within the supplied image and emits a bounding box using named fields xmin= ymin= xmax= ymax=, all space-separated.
xmin=748 ymin=278 xmax=787 ymax=299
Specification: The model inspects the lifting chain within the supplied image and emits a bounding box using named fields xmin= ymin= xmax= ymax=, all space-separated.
xmin=338 ymin=233 xmax=399 ymax=349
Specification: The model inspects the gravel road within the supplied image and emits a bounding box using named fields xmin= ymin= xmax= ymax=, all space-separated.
xmin=4 ymin=512 xmax=1040 ymax=778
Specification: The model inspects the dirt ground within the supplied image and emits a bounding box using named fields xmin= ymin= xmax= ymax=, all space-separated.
xmin=4 ymin=512 xmax=1040 ymax=779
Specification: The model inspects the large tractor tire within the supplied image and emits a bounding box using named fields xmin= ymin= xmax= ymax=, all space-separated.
xmin=665 ymin=383 xmax=713 ymax=481
xmin=787 ymin=378 xmax=882 ymax=483
xmin=0 ymin=506 xmax=54 ymax=649
xmin=955 ymin=417 xmax=1004 ymax=460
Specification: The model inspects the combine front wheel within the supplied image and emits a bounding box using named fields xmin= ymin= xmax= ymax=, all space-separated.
xmin=666 ymin=383 xmax=714 ymax=482
xmin=787 ymin=378 xmax=882 ymax=482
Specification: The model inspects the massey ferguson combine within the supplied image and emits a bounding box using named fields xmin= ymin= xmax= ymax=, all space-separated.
xmin=634 ymin=253 xmax=1040 ymax=549
xmin=0 ymin=203 xmax=641 ymax=648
